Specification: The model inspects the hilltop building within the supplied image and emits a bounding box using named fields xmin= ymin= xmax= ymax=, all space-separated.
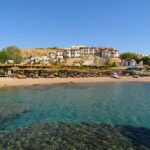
xmin=31 ymin=56 xmax=50 ymax=65
xmin=63 ymin=50 xmax=81 ymax=58
xmin=62 ymin=46 xmax=120 ymax=66
xmin=64 ymin=46 xmax=86 ymax=50
xmin=21 ymin=46 xmax=120 ymax=66
xmin=62 ymin=47 xmax=119 ymax=59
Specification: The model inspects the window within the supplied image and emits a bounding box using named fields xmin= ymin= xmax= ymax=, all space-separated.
xmin=85 ymin=49 xmax=88 ymax=54
xmin=90 ymin=49 xmax=93 ymax=54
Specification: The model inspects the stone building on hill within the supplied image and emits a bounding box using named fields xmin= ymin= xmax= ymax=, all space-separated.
xmin=20 ymin=46 xmax=121 ymax=66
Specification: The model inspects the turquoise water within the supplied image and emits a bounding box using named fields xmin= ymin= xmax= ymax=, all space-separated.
xmin=0 ymin=82 xmax=150 ymax=131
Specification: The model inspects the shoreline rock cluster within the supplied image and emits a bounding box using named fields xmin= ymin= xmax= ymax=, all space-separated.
xmin=14 ymin=70 xmax=131 ymax=78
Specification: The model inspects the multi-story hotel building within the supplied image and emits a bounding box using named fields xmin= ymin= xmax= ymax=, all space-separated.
xmin=54 ymin=46 xmax=119 ymax=62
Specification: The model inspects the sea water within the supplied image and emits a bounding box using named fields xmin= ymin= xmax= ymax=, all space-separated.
xmin=0 ymin=82 xmax=150 ymax=131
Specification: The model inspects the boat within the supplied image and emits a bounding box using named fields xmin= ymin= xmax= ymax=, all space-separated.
xmin=133 ymin=75 xmax=139 ymax=78
xmin=113 ymin=73 xmax=120 ymax=79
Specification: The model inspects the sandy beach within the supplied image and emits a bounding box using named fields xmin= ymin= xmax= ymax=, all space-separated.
xmin=0 ymin=77 xmax=150 ymax=88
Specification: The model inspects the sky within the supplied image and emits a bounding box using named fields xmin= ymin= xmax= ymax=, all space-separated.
xmin=0 ymin=0 xmax=150 ymax=54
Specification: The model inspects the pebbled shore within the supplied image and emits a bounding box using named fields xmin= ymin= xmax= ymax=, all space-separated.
xmin=0 ymin=77 xmax=150 ymax=88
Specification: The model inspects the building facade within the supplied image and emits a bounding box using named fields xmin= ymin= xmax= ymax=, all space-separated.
xmin=31 ymin=56 xmax=50 ymax=65
xmin=63 ymin=50 xmax=81 ymax=58
xmin=56 ymin=47 xmax=120 ymax=61
xmin=80 ymin=47 xmax=100 ymax=55
xmin=101 ymin=49 xmax=119 ymax=58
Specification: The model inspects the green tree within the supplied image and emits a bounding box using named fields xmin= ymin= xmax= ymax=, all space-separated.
xmin=120 ymin=52 xmax=140 ymax=63
xmin=120 ymin=53 xmax=134 ymax=60
xmin=109 ymin=48 xmax=114 ymax=50
xmin=47 ymin=46 xmax=59 ymax=50
xmin=33 ymin=61 xmax=41 ymax=65
xmin=0 ymin=51 xmax=9 ymax=63
xmin=120 ymin=52 xmax=150 ymax=65
xmin=140 ymin=56 xmax=150 ymax=65
xmin=132 ymin=55 xmax=140 ymax=63
xmin=1 ymin=46 xmax=22 ymax=64
xmin=52 ymin=61 xmax=59 ymax=66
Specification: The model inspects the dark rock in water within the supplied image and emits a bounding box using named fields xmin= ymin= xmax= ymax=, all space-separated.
xmin=0 ymin=122 xmax=150 ymax=150
xmin=0 ymin=104 xmax=30 ymax=130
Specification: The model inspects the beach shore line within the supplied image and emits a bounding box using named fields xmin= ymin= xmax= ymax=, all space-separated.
xmin=0 ymin=77 xmax=150 ymax=88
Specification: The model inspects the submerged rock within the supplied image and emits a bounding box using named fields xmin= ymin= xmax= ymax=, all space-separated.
xmin=0 ymin=122 xmax=149 ymax=150
xmin=0 ymin=104 xmax=30 ymax=130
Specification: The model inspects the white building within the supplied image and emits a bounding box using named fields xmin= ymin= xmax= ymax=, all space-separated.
xmin=31 ymin=56 xmax=50 ymax=65
xmin=122 ymin=59 xmax=137 ymax=66
xmin=64 ymin=47 xmax=120 ymax=58
xmin=49 ymin=53 xmax=56 ymax=59
xmin=80 ymin=47 xmax=100 ymax=55
xmin=71 ymin=46 xmax=86 ymax=50
xmin=101 ymin=49 xmax=119 ymax=58
xmin=111 ymin=50 xmax=119 ymax=58
xmin=63 ymin=50 xmax=81 ymax=58
xmin=8 ymin=60 xmax=14 ymax=64
xmin=56 ymin=50 xmax=65 ymax=63
xmin=56 ymin=51 xmax=64 ymax=59
xmin=64 ymin=46 xmax=86 ymax=50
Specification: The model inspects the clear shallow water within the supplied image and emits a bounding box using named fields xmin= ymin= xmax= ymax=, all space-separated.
xmin=0 ymin=82 xmax=150 ymax=131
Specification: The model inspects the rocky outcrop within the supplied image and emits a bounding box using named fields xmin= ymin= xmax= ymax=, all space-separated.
xmin=20 ymin=49 xmax=57 ymax=59
xmin=64 ymin=56 xmax=121 ymax=66
xmin=15 ymin=70 xmax=113 ymax=78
